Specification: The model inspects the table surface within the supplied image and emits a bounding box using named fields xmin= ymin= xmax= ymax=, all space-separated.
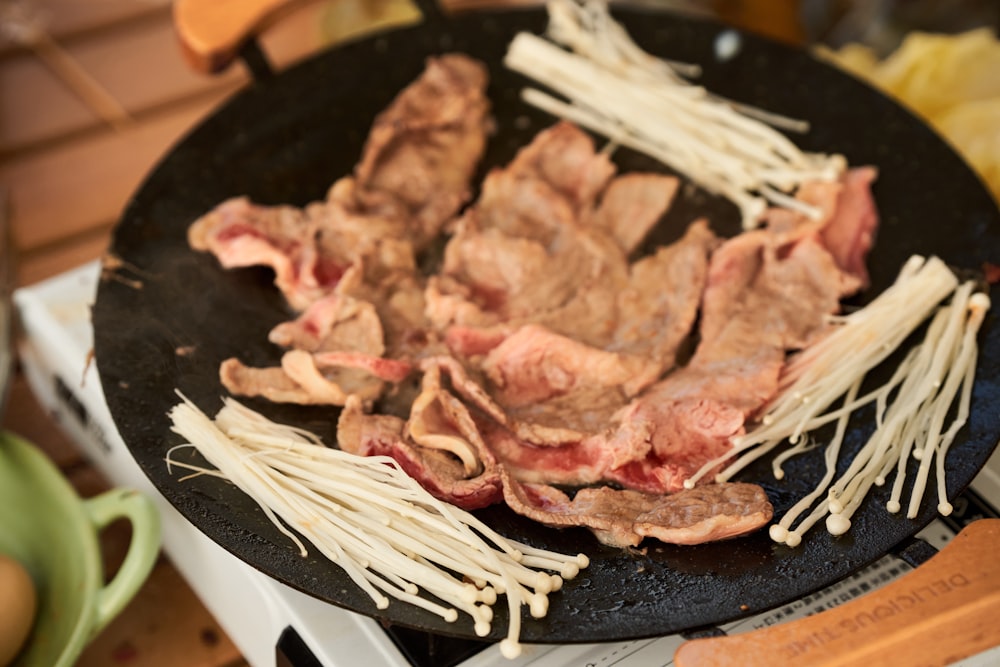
xmin=0 ymin=1 xmax=804 ymax=665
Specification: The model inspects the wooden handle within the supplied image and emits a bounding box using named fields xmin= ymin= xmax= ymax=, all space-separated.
xmin=173 ymin=0 xmax=808 ymax=75
xmin=173 ymin=0 xmax=318 ymax=74
xmin=674 ymin=519 xmax=1000 ymax=667
xmin=172 ymin=0 xmax=551 ymax=75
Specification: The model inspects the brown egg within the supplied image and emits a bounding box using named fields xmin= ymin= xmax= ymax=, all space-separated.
xmin=0 ymin=554 xmax=37 ymax=667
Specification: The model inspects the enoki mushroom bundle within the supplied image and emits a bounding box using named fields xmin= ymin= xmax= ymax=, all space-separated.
xmin=504 ymin=0 xmax=845 ymax=228
xmin=167 ymin=394 xmax=588 ymax=659
xmin=685 ymin=255 xmax=989 ymax=546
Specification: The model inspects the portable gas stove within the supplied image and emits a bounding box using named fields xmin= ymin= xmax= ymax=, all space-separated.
xmin=14 ymin=261 xmax=1000 ymax=667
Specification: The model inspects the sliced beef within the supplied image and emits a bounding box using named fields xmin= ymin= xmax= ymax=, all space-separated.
xmin=327 ymin=238 xmax=431 ymax=361
xmin=312 ymin=352 xmax=412 ymax=383
xmin=268 ymin=293 xmax=385 ymax=354
xmin=431 ymin=223 xmax=629 ymax=346
xmin=420 ymin=354 xmax=609 ymax=450
xmin=472 ymin=120 xmax=617 ymax=241
xmin=197 ymin=55 xmax=493 ymax=407
xmin=219 ymin=361 xmax=320 ymax=405
xmin=501 ymin=469 xmax=773 ymax=547
xmin=475 ymin=407 xmax=737 ymax=496
xmin=193 ymin=62 xmax=882 ymax=550
xmin=406 ymin=362 xmax=486 ymax=476
xmin=481 ymin=324 xmax=649 ymax=407
xmin=443 ymin=324 xmax=512 ymax=357
xmin=527 ymin=229 xmax=629 ymax=346
xmin=190 ymin=54 xmax=491 ymax=310
xmin=221 ymin=293 xmax=412 ymax=406
xmin=432 ymin=227 xmax=570 ymax=325
xmin=428 ymin=219 xmax=715 ymax=447
xmin=615 ymin=167 xmax=880 ymax=467
xmin=337 ymin=395 xmax=502 ymax=510
xmin=343 ymin=53 xmax=493 ymax=249
xmin=764 ymin=166 xmax=879 ymax=289
xmin=471 ymin=220 xmax=717 ymax=446
xmin=476 ymin=417 xmax=632 ymax=488
xmin=611 ymin=218 xmax=718 ymax=377
xmin=477 ymin=167 xmax=878 ymax=497
xmin=590 ymin=200 xmax=868 ymax=478
xmin=426 ymin=182 xmax=713 ymax=451
xmin=188 ymin=197 xmax=329 ymax=310
xmin=420 ymin=355 xmax=508 ymax=422
xmin=187 ymin=196 xmax=423 ymax=311
xmin=478 ymin=324 xmax=646 ymax=444
xmin=499 ymin=387 xmax=633 ymax=446
xmin=819 ymin=166 xmax=879 ymax=288
xmin=220 ymin=350 xmax=384 ymax=405
xmin=322 ymin=52 xmax=491 ymax=254
xmin=589 ymin=172 xmax=680 ymax=254
xmin=426 ymin=122 xmax=640 ymax=346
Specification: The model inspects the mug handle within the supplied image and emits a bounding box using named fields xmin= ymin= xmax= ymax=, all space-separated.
xmin=83 ymin=488 xmax=162 ymax=637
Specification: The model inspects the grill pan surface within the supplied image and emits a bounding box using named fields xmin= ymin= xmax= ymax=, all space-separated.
xmin=92 ymin=5 xmax=1000 ymax=643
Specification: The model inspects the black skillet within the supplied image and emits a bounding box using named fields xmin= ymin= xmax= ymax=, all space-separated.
xmin=92 ymin=0 xmax=1000 ymax=645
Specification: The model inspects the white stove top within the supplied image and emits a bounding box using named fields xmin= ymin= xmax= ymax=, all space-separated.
xmin=13 ymin=261 xmax=1000 ymax=667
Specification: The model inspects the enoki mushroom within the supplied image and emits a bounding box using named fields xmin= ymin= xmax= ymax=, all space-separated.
xmin=685 ymin=255 xmax=989 ymax=546
xmin=167 ymin=394 xmax=588 ymax=659
xmin=504 ymin=0 xmax=845 ymax=228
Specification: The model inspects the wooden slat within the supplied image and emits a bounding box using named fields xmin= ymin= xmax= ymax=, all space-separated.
xmin=0 ymin=0 xmax=168 ymax=49
xmin=0 ymin=49 xmax=96 ymax=153
xmin=0 ymin=16 xmax=244 ymax=154
xmin=1 ymin=89 xmax=234 ymax=254
xmin=0 ymin=1 xmax=338 ymax=155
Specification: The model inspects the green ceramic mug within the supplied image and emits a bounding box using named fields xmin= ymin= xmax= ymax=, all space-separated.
xmin=0 ymin=432 xmax=161 ymax=667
